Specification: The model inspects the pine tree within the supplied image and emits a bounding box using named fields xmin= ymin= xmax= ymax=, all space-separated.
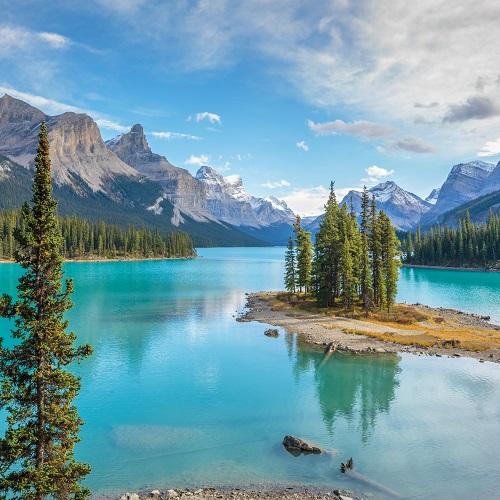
xmin=359 ymin=186 xmax=373 ymax=313
xmin=284 ymin=237 xmax=296 ymax=295
xmin=0 ymin=123 xmax=92 ymax=499
xmin=314 ymin=182 xmax=340 ymax=306
xmin=340 ymin=237 xmax=354 ymax=309
xmin=379 ymin=211 xmax=400 ymax=311
xmin=293 ymin=215 xmax=313 ymax=294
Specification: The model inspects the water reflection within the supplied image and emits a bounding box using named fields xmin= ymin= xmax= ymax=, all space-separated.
xmin=291 ymin=335 xmax=401 ymax=441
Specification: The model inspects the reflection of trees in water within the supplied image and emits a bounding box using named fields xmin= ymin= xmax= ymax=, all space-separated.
xmin=291 ymin=336 xmax=401 ymax=441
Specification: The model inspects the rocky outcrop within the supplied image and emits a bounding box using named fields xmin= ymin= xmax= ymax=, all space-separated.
xmin=264 ymin=328 xmax=279 ymax=337
xmin=0 ymin=94 xmax=138 ymax=196
xmin=106 ymin=125 xmax=211 ymax=219
xmin=282 ymin=435 xmax=322 ymax=454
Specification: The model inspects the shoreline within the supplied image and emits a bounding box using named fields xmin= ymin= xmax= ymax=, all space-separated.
xmin=402 ymin=263 xmax=500 ymax=272
xmin=239 ymin=292 xmax=500 ymax=364
xmin=96 ymin=486 xmax=362 ymax=500
xmin=0 ymin=255 xmax=196 ymax=264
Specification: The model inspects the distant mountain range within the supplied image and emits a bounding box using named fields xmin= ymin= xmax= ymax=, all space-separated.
xmin=0 ymin=94 xmax=294 ymax=246
xmin=1 ymin=93 xmax=499 ymax=244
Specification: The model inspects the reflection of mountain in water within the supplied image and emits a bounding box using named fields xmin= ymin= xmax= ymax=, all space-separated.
xmin=290 ymin=335 xmax=400 ymax=440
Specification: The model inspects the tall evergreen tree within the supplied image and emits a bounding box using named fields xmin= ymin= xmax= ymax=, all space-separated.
xmin=0 ymin=123 xmax=92 ymax=499
xmin=293 ymin=215 xmax=313 ymax=294
xmin=284 ymin=236 xmax=296 ymax=295
xmin=359 ymin=186 xmax=373 ymax=312
xmin=379 ymin=212 xmax=400 ymax=311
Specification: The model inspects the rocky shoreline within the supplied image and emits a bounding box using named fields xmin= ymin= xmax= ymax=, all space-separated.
xmin=239 ymin=292 xmax=500 ymax=364
xmin=102 ymin=486 xmax=361 ymax=500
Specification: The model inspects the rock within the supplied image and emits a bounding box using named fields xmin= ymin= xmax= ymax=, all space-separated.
xmin=194 ymin=489 xmax=203 ymax=494
xmin=121 ymin=494 xmax=140 ymax=500
xmin=339 ymin=496 xmax=353 ymax=500
xmin=282 ymin=435 xmax=322 ymax=454
xmin=264 ymin=328 xmax=279 ymax=337
xmin=150 ymin=490 xmax=161 ymax=498
xmin=166 ymin=490 xmax=178 ymax=498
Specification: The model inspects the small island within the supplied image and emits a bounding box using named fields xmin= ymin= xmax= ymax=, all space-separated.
xmin=240 ymin=291 xmax=500 ymax=363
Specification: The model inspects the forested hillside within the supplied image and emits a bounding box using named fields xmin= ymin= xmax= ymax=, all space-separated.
xmin=402 ymin=212 xmax=500 ymax=269
xmin=0 ymin=210 xmax=196 ymax=260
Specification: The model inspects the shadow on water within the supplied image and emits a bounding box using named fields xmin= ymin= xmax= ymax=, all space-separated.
xmin=287 ymin=333 xmax=401 ymax=442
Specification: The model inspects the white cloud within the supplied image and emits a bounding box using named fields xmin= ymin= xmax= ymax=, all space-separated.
xmin=478 ymin=137 xmax=500 ymax=157
xmin=151 ymin=131 xmax=201 ymax=140
xmin=362 ymin=165 xmax=395 ymax=185
xmin=296 ymin=140 xmax=309 ymax=151
xmin=307 ymin=119 xmax=394 ymax=139
xmin=388 ymin=136 xmax=436 ymax=154
xmin=282 ymin=185 xmax=357 ymax=216
xmin=194 ymin=112 xmax=221 ymax=125
xmin=261 ymin=179 xmax=291 ymax=189
xmin=94 ymin=119 xmax=130 ymax=133
xmin=37 ymin=32 xmax=71 ymax=49
xmin=185 ymin=154 xmax=210 ymax=167
xmin=0 ymin=25 xmax=71 ymax=55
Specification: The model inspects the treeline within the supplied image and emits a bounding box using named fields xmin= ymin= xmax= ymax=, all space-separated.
xmin=402 ymin=212 xmax=500 ymax=268
xmin=0 ymin=210 xmax=196 ymax=260
xmin=285 ymin=184 xmax=400 ymax=312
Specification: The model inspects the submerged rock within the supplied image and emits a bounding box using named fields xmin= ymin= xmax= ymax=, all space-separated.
xmin=264 ymin=328 xmax=279 ymax=337
xmin=282 ymin=435 xmax=322 ymax=454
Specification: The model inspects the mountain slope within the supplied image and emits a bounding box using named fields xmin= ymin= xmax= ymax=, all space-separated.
xmin=421 ymin=161 xmax=496 ymax=225
xmin=106 ymin=124 xmax=210 ymax=218
xmin=0 ymin=95 xmax=267 ymax=246
xmin=433 ymin=189 xmax=500 ymax=226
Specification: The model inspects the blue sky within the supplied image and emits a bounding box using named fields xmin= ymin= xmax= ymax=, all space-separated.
xmin=1 ymin=0 xmax=500 ymax=215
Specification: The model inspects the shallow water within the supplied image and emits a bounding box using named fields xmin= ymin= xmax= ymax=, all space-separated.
xmin=0 ymin=248 xmax=499 ymax=499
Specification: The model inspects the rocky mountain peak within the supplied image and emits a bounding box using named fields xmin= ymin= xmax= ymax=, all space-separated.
xmin=106 ymin=123 xmax=151 ymax=155
xmin=0 ymin=94 xmax=45 ymax=124
xmin=426 ymin=188 xmax=440 ymax=204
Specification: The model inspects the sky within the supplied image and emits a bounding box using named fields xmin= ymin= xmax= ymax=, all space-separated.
xmin=1 ymin=0 xmax=500 ymax=216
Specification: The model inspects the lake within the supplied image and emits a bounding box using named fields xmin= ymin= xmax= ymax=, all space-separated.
xmin=0 ymin=247 xmax=499 ymax=499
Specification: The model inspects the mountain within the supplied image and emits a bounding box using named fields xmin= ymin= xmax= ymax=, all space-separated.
xmin=106 ymin=124 xmax=210 ymax=219
xmin=425 ymin=188 xmax=440 ymax=205
xmin=194 ymin=166 xmax=295 ymax=243
xmin=433 ymin=189 xmax=500 ymax=226
xmin=0 ymin=95 xmax=267 ymax=246
xmin=343 ymin=182 xmax=431 ymax=231
xmin=421 ymin=161 xmax=496 ymax=225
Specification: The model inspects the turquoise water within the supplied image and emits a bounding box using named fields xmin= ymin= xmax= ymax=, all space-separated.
xmin=0 ymin=248 xmax=499 ymax=499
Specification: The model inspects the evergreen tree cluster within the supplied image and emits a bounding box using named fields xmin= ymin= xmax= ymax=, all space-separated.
xmin=402 ymin=212 xmax=500 ymax=268
xmin=285 ymin=185 xmax=401 ymax=312
xmin=0 ymin=211 xmax=196 ymax=260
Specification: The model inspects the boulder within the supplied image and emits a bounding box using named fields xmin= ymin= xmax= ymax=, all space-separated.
xmin=166 ymin=490 xmax=178 ymax=498
xmin=264 ymin=328 xmax=279 ymax=337
xmin=282 ymin=435 xmax=322 ymax=454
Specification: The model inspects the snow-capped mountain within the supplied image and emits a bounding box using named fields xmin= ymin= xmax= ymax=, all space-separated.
xmin=425 ymin=188 xmax=440 ymax=205
xmin=306 ymin=181 xmax=431 ymax=233
xmin=195 ymin=166 xmax=295 ymax=228
xmin=421 ymin=160 xmax=496 ymax=225
xmin=342 ymin=181 xmax=432 ymax=231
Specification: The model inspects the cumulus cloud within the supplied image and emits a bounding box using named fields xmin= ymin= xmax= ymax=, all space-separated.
xmin=151 ymin=131 xmax=201 ymax=140
xmin=478 ymin=137 xmax=500 ymax=157
xmin=261 ymin=179 xmax=291 ymax=189
xmin=307 ymin=119 xmax=395 ymax=139
xmin=296 ymin=140 xmax=309 ymax=151
xmin=362 ymin=165 xmax=395 ymax=184
xmin=443 ymin=96 xmax=500 ymax=123
xmin=389 ymin=136 xmax=436 ymax=154
xmin=185 ymin=154 xmax=210 ymax=167
xmin=282 ymin=185 xmax=357 ymax=216
xmin=193 ymin=112 xmax=221 ymax=125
